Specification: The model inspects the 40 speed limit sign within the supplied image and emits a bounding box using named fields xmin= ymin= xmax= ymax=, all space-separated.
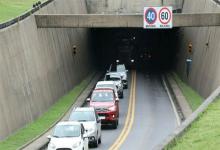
xmin=144 ymin=6 xmax=173 ymax=29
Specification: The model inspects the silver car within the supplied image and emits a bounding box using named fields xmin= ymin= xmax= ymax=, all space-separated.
xmin=95 ymin=81 xmax=119 ymax=98
xmin=69 ymin=107 xmax=102 ymax=147
xmin=116 ymin=64 xmax=128 ymax=89
xmin=104 ymin=72 xmax=124 ymax=98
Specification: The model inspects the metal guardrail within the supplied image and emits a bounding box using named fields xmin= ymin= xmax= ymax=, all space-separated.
xmin=0 ymin=0 xmax=54 ymax=30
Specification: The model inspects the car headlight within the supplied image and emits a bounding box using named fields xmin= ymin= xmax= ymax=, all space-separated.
xmin=72 ymin=141 xmax=81 ymax=148
xmin=48 ymin=142 xmax=56 ymax=150
xmin=109 ymin=106 xmax=116 ymax=111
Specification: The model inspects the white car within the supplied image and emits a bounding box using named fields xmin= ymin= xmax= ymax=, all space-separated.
xmin=116 ymin=64 xmax=128 ymax=89
xmin=95 ymin=81 xmax=119 ymax=98
xmin=105 ymin=72 xmax=124 ymax=98
xmin=69 ymin=107 xmax=101 ymax=147
xmin=47 ymin=121 xmax=88 ymax=150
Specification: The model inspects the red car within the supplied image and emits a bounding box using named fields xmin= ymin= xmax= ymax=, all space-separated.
xmin=87 ymin=88 xmax=119 ymax=129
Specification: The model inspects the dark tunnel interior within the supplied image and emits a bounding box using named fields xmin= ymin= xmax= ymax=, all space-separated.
xmin=90 ymin=28 xmax=179 ymax=73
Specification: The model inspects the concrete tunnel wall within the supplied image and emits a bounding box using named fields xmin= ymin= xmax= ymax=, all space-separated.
xmin=0 ymin=0 xmax=94 ymax=140
xmin=86 ymin=0 xmax=182 ymax=14
xmin=176 ymin=0 xmax=220 ymax=98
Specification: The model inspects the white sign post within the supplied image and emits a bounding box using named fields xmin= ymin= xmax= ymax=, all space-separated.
xmin=143 ymin=6 xmax=173 ymax=29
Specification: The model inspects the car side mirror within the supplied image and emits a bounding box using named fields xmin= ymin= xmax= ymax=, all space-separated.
xmin=83 ymin=133 xmax=88 ymax=139
xmin=86 ymin=98 xmax=91 ymax=102
xmin=47 ymin=135 xmax=52 ymax=139
xmin=97 ymin=118 xmax=101 ymax=123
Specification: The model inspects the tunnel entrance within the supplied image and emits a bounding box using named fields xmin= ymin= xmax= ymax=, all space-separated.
xmin=91 ymin=28 xmax=179 ymax=73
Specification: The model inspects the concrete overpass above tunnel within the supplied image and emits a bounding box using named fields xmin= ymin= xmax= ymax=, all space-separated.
xmin=35 ymin=13 xmax=220 ymax=28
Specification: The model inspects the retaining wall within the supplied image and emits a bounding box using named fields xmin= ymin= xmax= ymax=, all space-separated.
xmin=0 ymin=0 xmax=93 ymax=140
xmin=86 ymin=0 xmax=182 ymax=13
xmin=176 ymin=0 xmax=220 ymax=98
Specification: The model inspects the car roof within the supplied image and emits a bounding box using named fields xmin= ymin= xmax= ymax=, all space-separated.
xmin=96 ymin=81 xmax=115 ymax=85
xmin=56 ymin=121 xmax=81 ymax=126
xmin=95 ymin=87 xmax=115 ymax=91
xmin=74 ymin=107 xmax=95 ymax=112
xmin=106 ymin=72 xmax=121 ymax=77
xmin=117 ymin=64 xmax=125 ymax=67
xmin=93 ymin=88 xmax=114 ymax=92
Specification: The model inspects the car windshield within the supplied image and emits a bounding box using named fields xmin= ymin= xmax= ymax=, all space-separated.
xmin=53 ymin=125 xmax=80 ymax=138
xmin=69 ymin=111 xmax=95 ymax=122
xmin=109 ymin=77 xmax=120 ymax=81
xmin=117 ymin=65 xmax=126 ymax=72
xmin=91 ymin=91 xmax=114 ymax=102
xmin=96 ymin=84 xmax=115 ymax=89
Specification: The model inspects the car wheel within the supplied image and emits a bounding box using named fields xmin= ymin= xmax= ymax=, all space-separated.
xmin=121 ymin=92 xmax=124 ymax=98
xmin=112 ymin=120 xmax=118 ymax=129
xmin=93 ymin=137 xmax=98 ymax=147
xmin=98 ymin=136 xmax=102 ymax=144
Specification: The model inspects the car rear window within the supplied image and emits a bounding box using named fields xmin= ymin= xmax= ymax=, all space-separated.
xmin=96 ymin=84 xmax=114 ymax=89
xmin=69 ymin=111 xmax=95 ymax=122
xmin=117 ymin=65 xmax=125 ymax=72
xmin=91 ymin=91 xmax=114 ymax=102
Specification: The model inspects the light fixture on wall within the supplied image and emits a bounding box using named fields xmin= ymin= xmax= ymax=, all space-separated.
xmin=72 ymin=45 xmax=77 ymax=57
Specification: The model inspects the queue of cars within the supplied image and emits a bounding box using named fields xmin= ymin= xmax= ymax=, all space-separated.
xmin=47 ymin=63 xmax=128 ymax=150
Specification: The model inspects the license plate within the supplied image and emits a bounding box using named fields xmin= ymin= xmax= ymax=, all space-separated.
xmin=99 ymin=116 xmax=105 ymax=120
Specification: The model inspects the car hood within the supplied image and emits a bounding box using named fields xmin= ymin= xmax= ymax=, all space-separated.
xmin=49 ymin=137 xmax=80 ymax=149
xmin=90 ymin=101 xmax=115 ymax=108
xmin=78 ymin=121 xmax=96 ymax=130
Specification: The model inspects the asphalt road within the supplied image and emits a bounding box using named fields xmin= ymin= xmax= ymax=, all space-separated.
xmin=90 ymin=71 xmax=177 ymax=150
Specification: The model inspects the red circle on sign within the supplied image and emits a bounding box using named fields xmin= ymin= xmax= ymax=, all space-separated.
xmin=144 ymin=7 xmax=157 ymax=24
xmin=159 ymin=7 xmax=172 ymax=24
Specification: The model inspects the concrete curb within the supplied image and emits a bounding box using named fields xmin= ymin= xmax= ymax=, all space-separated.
xmin=162 ymin=75 xmax=181 ymax=126
xmin=19 ymin=72 xmax=102 ymax=150
xmin=163 ymin=74 xmax=185 ymax=122
xmin=167 ymin=73 xmax=193 ymax=119
xmin=155 ymin=86 xmax=220 ymax=150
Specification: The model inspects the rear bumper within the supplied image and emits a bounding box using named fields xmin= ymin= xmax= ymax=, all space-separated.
xmin=97 ymin=111 xmax=118 ymax=125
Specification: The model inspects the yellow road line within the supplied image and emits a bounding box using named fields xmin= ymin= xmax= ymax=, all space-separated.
xmin=109 ymin=70 xmax=136 ymax=150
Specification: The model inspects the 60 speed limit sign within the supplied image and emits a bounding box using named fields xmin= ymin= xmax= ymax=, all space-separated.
xmin=144 ymin=6 xmax=173 ymax=29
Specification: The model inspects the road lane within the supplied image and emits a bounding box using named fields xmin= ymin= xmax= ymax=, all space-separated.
xmin=120 ymin=71 xmax=177 ymax=150
xmin=90 ymin=72 xmax=132 ymax=150
xmin=91 ymin=71 xmax=177 ymax=150
xmin=109 ymin=70 xmax=136 ymax=150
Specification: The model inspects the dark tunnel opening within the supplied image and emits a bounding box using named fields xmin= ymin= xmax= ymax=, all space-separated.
xmin=90 ymin=28 xmax=179 ymax=73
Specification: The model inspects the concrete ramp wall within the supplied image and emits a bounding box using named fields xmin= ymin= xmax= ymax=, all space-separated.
xmin=176 ymin=0 xmax=220 ymax=98
xmin=0 ymin=0 xmax=93 ymax=140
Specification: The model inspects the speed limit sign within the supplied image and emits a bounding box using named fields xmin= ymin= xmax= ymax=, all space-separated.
xmin=159 ymin=7 xmax=172 ymax=27
xmin=144 ymin=6 xmax=173 ymax=29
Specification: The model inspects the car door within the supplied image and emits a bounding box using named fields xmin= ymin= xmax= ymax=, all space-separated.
xmin=114 ymin=91 xmax=120 ymax=117
xmin=95 ymin=110 xmax=101 ymax=138
xmin=81 ymin=124 xmax=89 ymax=150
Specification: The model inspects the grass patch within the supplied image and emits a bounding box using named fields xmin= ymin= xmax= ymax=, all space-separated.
xmin=172 ymin=73 xmax=203 ymax=111
xmin=0 ymin=72 xmax=95 ymax=150
xmin=166 ymin=97 xmax=220 ymax=150
xmin=0 ymin=0 xmax=39 ymax=23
